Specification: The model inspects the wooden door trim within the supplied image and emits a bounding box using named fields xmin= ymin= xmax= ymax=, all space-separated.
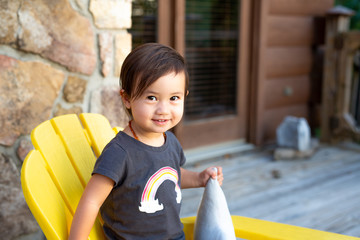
xmin=174 ymin=0 xmax=185 ymax=55
xmin=158 ymin=0 xmax=185 ymax=54
xmin=238 ymin=0 xmax=252 ymax=139
xmin=249 ymin=0 xmax=269 ymax=145
xmin=158 ymin=0 xmax=174 ymax=46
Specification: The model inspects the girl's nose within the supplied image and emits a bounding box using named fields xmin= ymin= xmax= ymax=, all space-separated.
xmin=156 ymin=101 xmax=169 ymax=115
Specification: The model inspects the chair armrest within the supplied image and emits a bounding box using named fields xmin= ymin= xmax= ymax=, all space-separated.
xmin=181 ymin=216 xmax=359 ymax=240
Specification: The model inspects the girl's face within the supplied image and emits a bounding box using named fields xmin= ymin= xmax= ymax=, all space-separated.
xmin=123 ymin=71 xmax=186 ymax=141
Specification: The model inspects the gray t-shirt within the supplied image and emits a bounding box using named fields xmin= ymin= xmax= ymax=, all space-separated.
xmin=93 ymin=131 xmax=186 ymax=240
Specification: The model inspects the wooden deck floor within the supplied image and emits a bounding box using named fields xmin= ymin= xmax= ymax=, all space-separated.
xmin=180 ymin=142 xmax=360 ymax=238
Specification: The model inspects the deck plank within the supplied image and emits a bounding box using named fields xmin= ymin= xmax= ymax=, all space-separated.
xmin=181 ymin=144 xmax=360 ymax=237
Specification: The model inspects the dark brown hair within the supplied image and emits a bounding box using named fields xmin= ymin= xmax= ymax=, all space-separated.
xmin=120 ymin=43 xmax=189 ymax=101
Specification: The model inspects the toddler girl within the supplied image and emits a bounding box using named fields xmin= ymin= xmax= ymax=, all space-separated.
xmin=69 ymin=43 xmax=223 ymax=240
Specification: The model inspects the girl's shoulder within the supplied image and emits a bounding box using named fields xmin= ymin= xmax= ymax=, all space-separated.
xmin=165 ymin=131 xmax=180 ymax=145
xmin=165 ymin=130 xmax=176 ymax=139
xmin=165 ymin=131 xmax=184 ymax=152
xmin=102 ymin=132 xmax=128 ymax=151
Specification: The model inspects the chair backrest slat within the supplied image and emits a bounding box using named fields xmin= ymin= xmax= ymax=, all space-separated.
xmin=21 ymin=150 xmax=72 ymax=240
xmin=51 ymin=114 xmax=96 ymax=187
xmin=79 ymin=113 xmax=117 ymax=157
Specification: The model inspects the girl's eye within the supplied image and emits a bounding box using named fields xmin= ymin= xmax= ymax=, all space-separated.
xmin=147 ymin=96 xmax=157 ymax=101
xmin=170 ymin=96 xmax=180 ymax=101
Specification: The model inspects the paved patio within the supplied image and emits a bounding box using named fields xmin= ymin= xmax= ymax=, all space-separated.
xmin=181 ymin=141 xmax=360 ymax=237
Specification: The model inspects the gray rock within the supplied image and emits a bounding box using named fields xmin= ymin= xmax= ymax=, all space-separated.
xmin=0 ymin=0 xmax=96 ymax=75
xmin=276 ymin=116 xmax=311 ymax=151
xmin=90 ymin=85 xmax=129 ymax=128
xmin=0 ymin=55 xmax=64 ymax=146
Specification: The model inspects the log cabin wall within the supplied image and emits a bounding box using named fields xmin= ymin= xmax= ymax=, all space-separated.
xmin=249 ymin=0 xmax=334 ymax=145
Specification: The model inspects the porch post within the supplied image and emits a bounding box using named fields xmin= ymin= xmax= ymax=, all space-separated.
xmin=321 ymin=6 xmax=354 ymax=142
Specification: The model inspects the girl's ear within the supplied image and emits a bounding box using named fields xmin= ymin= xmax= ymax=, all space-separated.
xmin=120 ymin=89 xmax=131 ymax=109
xmin=186 ymin=90 xmax=190 ymax=96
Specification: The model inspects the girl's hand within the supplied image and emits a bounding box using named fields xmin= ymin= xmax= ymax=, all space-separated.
xmin=180 ymin=167 xmax=223 ymax=189
xmin=199 ymin=166 xmax=223 ymax=187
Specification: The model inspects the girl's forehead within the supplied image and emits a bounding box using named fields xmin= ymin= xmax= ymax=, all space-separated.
xmin=147 ymin=71 xmax=186 ymax=89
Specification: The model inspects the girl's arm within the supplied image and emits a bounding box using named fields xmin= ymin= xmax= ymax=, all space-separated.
xmin=180 ymin=166 xmax=223 ymax=189
xmin=69 ymin=174 xmax=114 ymax=240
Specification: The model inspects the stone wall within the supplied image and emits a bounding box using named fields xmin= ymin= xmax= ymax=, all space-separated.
xmin=0 ymin=0 xmax=131 ymax=239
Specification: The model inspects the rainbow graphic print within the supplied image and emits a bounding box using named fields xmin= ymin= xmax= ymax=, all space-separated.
xmin=139 ymin=166 xmax=182 ymax=214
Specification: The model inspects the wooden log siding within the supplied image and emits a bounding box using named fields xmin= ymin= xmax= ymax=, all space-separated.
xmin=264 ymin=76 xmax=310 ymax=109
xmin=268 ymin=16 xmax=313 ymax=47
xmin=250 ymin=0 xmax=333 ymax=144
xmin=262 ymin=46 xmax=312 ymax=141
xmin=269 ymin=0 xmax=334 ymax=16
xmin=266 ymin=47 xmax=312 ymax=78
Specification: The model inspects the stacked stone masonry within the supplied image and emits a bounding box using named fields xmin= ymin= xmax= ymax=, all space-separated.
xmin=0 ymin=0 xmax=132 ymax=239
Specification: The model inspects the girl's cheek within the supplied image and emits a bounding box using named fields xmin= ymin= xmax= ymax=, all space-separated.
xmin=176 ymin=106 xmax=185 ymax=118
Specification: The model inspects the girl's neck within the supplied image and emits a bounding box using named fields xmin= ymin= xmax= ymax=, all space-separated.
xmin=126 ymin=120 xmax=166 ymax=147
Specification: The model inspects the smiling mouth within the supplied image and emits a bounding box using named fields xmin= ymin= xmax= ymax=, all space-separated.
xmin=153 ymin=119 xmax=169 ymax=124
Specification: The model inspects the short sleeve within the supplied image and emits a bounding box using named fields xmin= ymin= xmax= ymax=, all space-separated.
xmin=179 ymin=147 xmax=186 ymax=167
xmin=92 ymin=140 xmax=127 ymax=185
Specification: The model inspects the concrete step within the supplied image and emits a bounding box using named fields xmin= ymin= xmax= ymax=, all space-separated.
xmin=184 ymin=140 xmax=255 ymax=166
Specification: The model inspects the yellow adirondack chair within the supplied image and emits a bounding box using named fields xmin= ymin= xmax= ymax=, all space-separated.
xmin=21 ymin=113 xmax=359 ymax=240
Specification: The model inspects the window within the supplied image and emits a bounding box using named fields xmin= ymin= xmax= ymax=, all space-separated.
xmin=185 ymin=0 xmax=239 ymax=120
xmin=129 ymin=0 xmax=158 ymax=49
